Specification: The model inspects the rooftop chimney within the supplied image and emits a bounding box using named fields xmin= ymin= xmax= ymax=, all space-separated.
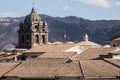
xmin=83 ymin=34 xmax=88 ymax=41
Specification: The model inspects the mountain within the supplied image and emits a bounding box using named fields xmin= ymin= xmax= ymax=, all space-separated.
xmin=0 ymin=15 xmax=120 ymax=49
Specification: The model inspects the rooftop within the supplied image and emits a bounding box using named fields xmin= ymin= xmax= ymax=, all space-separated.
xmin=25 ymin=44 xmax=75 ymax=53
xmin=0 ymin=62 xmax=20 ymax=77
xmin=5 ymin=58 xmax=82 ymax=78
xmin=72 ymin=47 xmax=118 ymax=60
xmin=4 ymin=59 xmax=120 ymax=78
xmin=37 ymin=52 xmax=76 ymax=59
xmin=76 ymin=34 xmax=101 ymax=48
xmin=77 ymin=41 xmax=101 ymax=47
xmin=80 ymin=60 xmax=120 ymax=77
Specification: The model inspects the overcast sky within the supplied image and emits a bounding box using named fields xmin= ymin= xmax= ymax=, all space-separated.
xmin=0 ymin=0 xmax=120 ymax=20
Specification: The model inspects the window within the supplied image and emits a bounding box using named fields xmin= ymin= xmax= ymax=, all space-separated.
xmin=42 ymin=25 xmax=45 ymax=31
xmin=35 ymin=35 xmax=39 ymax=43
xmin=42 ymin=35 xmax=45 ymax=44
xmin=21 ymin=35 xmax=24 ymax=43
xmin=35 ymin=25 xmax=39 ymax=31
xmin=26 ymin=35 xmax=29 ymax=43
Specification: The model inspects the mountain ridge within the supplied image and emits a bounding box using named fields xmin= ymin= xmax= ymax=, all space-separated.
xmin=0 ymin=14 xmax=120 ymax=49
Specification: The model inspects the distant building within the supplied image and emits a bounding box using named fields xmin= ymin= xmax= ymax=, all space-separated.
xmin=108 ymin=34 xmax=120 ymax=47
xmin=18 ymin=8 xmax=49 ymax=49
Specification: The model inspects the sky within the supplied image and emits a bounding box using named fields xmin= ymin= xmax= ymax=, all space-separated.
xmin=0 ymin=0 xmax=120 ymax=20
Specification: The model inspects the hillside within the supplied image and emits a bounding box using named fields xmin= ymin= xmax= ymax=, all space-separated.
xmin=0 ymin=15 xmax=120 ymax=49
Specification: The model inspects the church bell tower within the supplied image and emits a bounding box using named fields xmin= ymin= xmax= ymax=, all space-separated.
xmin=18 ymin=8 xmax=49 ymax=49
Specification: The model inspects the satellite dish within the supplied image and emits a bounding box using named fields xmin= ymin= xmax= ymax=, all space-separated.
xmin=2 ymin=43 xmax=16 ymax=50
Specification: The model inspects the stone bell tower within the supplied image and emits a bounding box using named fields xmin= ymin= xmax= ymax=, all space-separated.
xmin=18 ymin=8 xmax=49 ymax=49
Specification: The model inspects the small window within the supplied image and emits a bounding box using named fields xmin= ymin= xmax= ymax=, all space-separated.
xmin=35 ymin=35 xmax=39 ymax=43
xmin=42 ymin=35 xmax=45 ymax=44
xmin=27 ymin=35 xmax=29 ymax=39
xmin=35 ymin=25 xmax=39 ymax=31
xmin=26 ymin=35 xmax=30 ymax=43
xmin=42 ymin=25 xmax=45 ymax=31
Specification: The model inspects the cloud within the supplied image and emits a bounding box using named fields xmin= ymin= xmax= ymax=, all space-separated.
xmin=64 ymin=5 xmax=75 ymax=11
xmin=0 ymin=12 xmax=19 ymax=17
xmin=115 ymin=2 xmax=120 ymax=6
xmin=78 ymin=0 xmax=111 ymax=8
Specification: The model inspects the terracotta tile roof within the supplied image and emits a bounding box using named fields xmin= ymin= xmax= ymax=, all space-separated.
xmin=66 ymin=41 xmax=75 ymax=44
xmin=72 ymin=48 xmax=100 ymax=60
xmin=105 ymin=59 xmax=120 ymax=67
xmin=0 ymin=62 xmax=19 ymax=77
xmin=72 ymin=47 xmax=117 ymax=60
xmin=77 ymin=41 xmax=101 ymax=47
xmin=5 ymin=58 xmax=82 ymax=78
xmin=37 ymin=52 xmax=76 ymax=59
xmin=80 ymin=60 xmax=120 ymax=77
xmin=25 ymin=44 xmax=75 ymax=53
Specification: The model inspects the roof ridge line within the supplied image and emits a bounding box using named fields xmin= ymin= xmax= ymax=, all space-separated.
xmin=78 ymin=60 xmax=84 ymax=78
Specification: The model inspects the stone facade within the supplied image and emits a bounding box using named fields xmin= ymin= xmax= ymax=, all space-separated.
xmin=18 ymin=8 xmax=48 ymax=49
